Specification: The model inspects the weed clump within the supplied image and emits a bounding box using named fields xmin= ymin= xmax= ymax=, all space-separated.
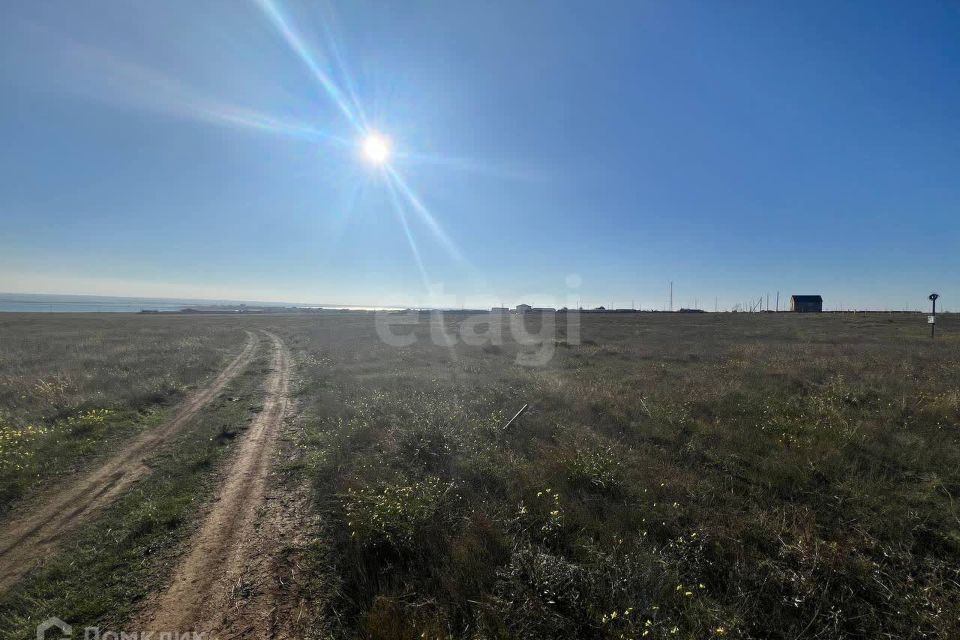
xmin=342 ymin=476 xmax=454 ymax=549
xmin=566 ymin=443 xmax=623 ymax=494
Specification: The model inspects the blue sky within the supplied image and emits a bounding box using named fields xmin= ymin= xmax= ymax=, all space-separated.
xmin=1 ymin=1 xmax=958 ymax=310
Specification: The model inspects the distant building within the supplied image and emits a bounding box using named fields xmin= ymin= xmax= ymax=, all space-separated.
xmin=515 ymin=304 xmax=532 ymax=313
xmin=491 ymin=307 xmax=509 ymax=313
xmin=532 ymin=307 xmax=557 ymax=313
xmin=790 ymin=295 xmax=823 ymax=313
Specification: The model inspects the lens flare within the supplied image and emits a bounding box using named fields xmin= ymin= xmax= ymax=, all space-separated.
xmin=255 ymin=0 xmax=363 ymax=132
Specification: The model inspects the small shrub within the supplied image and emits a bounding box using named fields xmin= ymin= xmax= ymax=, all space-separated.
xmin=342 ymin=476 xmax=454 ymax=548
xmin=567 ymin=444 xmax=623 ymax=494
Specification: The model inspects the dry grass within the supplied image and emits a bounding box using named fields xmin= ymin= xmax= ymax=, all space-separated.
xmin=2 ymin=311 xmax=959 ymax=639
xmin=0 ymin=313 xmax=249 ymax=512
xmin=270 ymin=311 xmax=960 ymax=639
xmin=0 ymin=317 xmax=268 ymax=637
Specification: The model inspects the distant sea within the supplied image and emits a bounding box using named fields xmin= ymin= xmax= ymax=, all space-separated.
xmin=0 ymin=293 xmax=410 ymax=313
xmin=0 ymin=293 xmax=289 ymax=313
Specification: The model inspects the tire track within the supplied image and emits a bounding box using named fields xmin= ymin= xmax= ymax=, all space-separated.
xmin=0 ymin=331 xmax=259 ymax=592
xmin=137 ymin=330 xmax=292 ymax=638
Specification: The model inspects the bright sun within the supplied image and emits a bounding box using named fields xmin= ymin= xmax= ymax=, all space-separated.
xmin=361 ymin=132 xmax=391 ymax=165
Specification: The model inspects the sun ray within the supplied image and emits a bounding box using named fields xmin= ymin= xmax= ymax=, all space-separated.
xmin=33 ymin=25 xmax=342 ymax=144
xmin=254 ymin=0 xmax=363 ymax=133
xmin=385 ymin=167 xmax=465 ymax=265
xmin=316 ymin=1 xmax=370 ymax=130
xmin=393 ymin=150 xmax=543 ymax=181
xmin=198 ymin=104 xmax=343 ymax=142
xmin=385 ymin=175 xmax=432 ymax=298
xmin=386 ymin=175 xmax=461 ymax=363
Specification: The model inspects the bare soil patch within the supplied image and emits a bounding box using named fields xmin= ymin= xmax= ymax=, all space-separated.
xmin=137 ymin=331 xmax=305 ymax=638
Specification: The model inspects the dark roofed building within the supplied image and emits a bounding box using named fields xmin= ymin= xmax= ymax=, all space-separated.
xmin=790 ymin=295 xmax=823 ymax=313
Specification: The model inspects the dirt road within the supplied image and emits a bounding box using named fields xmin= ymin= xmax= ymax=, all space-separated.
xmin=0 ymin=331 xmax=259 ymax=592
xmin=137 ymin=330 xmax=295 ymax=638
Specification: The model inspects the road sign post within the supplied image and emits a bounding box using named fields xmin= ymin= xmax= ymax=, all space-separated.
xmin=929 ymin=293 xmax=939 ymax=338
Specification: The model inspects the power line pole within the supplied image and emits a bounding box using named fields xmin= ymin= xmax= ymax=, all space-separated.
xmin=669 ymin=281 xmax=673 ymax=312
xmin=776 ymin=291 xmax=779 ymax=312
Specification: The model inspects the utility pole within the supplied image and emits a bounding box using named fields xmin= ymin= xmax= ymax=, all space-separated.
xmin=669 ymin=281 xmax=673 ymax=312
xmin=766 ymin=293 xmax=770 ymax=312
xmin=776 ymin=291 xmax=779 ymax=312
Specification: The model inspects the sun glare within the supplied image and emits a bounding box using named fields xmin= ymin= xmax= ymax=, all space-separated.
xmin=361 ymin=132 xmax=391 ymax=165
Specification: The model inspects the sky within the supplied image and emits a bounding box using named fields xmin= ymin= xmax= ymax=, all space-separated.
xmin=1 ymin=0 xmax=958 ymax=311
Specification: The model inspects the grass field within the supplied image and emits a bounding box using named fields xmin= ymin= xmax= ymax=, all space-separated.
xmin=1 ymin=311 xmax=959 ymax=639
xmin=0 ymin=314 xmax=260 ymax=510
